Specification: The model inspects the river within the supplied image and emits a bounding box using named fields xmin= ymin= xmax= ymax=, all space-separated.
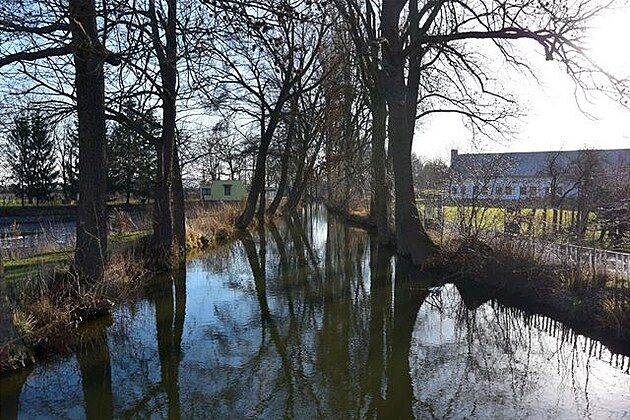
xmin=1 ymin=206 xmax=629 ymax=418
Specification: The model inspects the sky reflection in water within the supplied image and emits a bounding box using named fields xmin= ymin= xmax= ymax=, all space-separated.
xmin=1 ymin=206 xmax=629 ymax=419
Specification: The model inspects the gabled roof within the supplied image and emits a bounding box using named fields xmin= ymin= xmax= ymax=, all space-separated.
xmin=451 ymin=148 xmax=630 ymax=178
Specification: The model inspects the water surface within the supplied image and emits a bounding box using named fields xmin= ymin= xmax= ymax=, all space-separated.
xmin=1 ymin=206 xmax=629 ymax=418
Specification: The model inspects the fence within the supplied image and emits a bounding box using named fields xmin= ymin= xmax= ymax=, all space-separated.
xmin=501 ymin=236 xmax=630 ymax=286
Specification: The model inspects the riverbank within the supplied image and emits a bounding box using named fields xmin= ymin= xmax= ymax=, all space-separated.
xmin=0 ymin=203 xmax=240 ymax=373
xmin=433 ymin=237 xmax=630 ymax=352
xmin=323 ymin=205 xmax=630 ymax=352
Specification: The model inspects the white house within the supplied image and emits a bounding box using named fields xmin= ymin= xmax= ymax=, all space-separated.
xmin=449 ymin=148 xmax=630 ymax=202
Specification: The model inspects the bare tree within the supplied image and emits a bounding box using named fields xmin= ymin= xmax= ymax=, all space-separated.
xmin=195 ymin=0 xmax=329 ymax=228
xmin=333 ymin=0 xmax=627 ymax=265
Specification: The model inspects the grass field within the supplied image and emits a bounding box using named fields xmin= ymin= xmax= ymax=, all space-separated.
xmin=419 ymin=202 xmax=599 ymax=240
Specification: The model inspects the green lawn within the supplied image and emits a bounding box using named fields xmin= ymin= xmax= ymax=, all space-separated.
xmin=4 ymin=250 xmax=73 ymax=282
xmin=420 ymin=203 xmax=593 ymax=237
xmin=3 ymin=229 xmax=151 ymax=283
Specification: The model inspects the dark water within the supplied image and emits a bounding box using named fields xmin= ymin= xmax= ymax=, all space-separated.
xmin=1 ymin=206 xmax=629 ymax=419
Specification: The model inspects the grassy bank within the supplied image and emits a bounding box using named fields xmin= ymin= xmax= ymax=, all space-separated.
xmin=1 ymin=203 xmax=240 ymax=372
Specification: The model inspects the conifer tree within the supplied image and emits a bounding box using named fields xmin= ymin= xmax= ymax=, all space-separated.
xmin=6 ymin=115 xmax=32 ymax=206
xmin=6 ymin=112 xmax=59 ymax=205
xmin=107 ymin=101 xmax=158 ymax=204
xmin=29 ymin=112 xmax=59 ymax=205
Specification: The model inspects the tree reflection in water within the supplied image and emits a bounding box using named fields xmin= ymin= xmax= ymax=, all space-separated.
xmin=152 ymin=270 xmax=186 ymax=419
xmin=0 ymin=363 xmax=33 ymax=419
xmin=2 ymin=205 xmax=629 ymax=418
xmin=76 ymin=316 xmax=114 ymax=419
xmin=410 ymin=283 xmax=630 ymax=418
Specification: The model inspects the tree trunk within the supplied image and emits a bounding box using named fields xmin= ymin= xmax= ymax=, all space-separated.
xmin=257 ymin=187 xmax=266 ymax=222
xmin=381 ymin=0 xmax=435 ymax=265
xmin=236 ymin=110 xmax=283 ymax=229
xmin=152 ymin=145 xmax=174 ymax=270
xmin=285 ymin=133 xmax=324 ymax=213
xmin=71 ymin=0 xmax=108 ymax=284
xmin=172 ymin=145 xmax=186 ymax=261
xmin=388 ymin=108 xmax=434 ymax=265
xmin=150 ymin=0 xmax=178 ymax=269
xmin=286 ymin=147 xmax=307 ymax=213
xmin=267 ymin=100 xmax=297 ymax=216
xmin=370 ymin=96 xmax=393 ymax=243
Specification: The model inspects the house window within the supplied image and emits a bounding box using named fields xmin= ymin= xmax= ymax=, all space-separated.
xmin=202 ymin=187 xmax=211 ymax=195
xmin=529 ymin=186 xmax=537 ymax=196
xmin=460 ymin=185 xmax=466 ymax=195
xmin=223 ymin=184 xmax=232 ymax=196
xmin=520 ymin=186 xmax=527 ymax=197
xmin=496 ymin=187 xmax=503 ymax=195
xmin=473 ymin=185 xmax=479 ymax=196
xmin=504 ymin=186 xmax=512 ymax=195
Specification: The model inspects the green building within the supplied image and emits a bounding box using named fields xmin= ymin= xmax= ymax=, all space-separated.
xmin=200 ymin=180 xmax=249 ymax=202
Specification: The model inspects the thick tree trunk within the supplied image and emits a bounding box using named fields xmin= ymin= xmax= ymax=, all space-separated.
xmin=71 ymin=0 xmax=108 ymax=283
xmin=381 ymin=0 xmax=435 ymax=266
xmin=388 ymin=107 xmax=434 ymax=265
xmin=152 ymin=156 xmax=174 ymax=270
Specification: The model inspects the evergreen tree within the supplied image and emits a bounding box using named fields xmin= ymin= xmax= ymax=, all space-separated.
xmin=29 ymin=112 xmax=59 ymax=205
xmin=5 ymin=115 xmax=33 ymax=206
xmin=6 ymin=112 xmax=59 ymax=205
xmin=108 ymin=101 xmax=158 ymax=204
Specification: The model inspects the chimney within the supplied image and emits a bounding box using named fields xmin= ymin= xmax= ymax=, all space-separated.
xmin=450 ymin=149 xmax=458 ymax=166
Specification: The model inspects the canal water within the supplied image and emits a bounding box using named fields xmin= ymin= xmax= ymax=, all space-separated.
xmin=1 ymin=206 xmax=629 ymax=418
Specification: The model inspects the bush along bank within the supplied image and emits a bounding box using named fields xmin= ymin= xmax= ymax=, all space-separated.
xmin=432 ymin=235 xmax=630 ymax=352
xmin=0 ymin=203 xmax=242 ymax=373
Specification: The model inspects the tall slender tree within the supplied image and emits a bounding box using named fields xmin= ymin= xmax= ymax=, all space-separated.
xmin=108 ymin=102 xmax=158 ymax=204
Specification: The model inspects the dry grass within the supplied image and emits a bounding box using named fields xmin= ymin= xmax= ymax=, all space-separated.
xmin=8 ymin=247 xmax=147 ymax=356
xmin=1 ymin=220 xmax=70 ymax=261
xmin=436 ymin=233 xmax=630 ymax=341
xmin=185 ymin=203 xmax=241 ymax=250
xmin=599 ymin=293 xmax=630 ymax=338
